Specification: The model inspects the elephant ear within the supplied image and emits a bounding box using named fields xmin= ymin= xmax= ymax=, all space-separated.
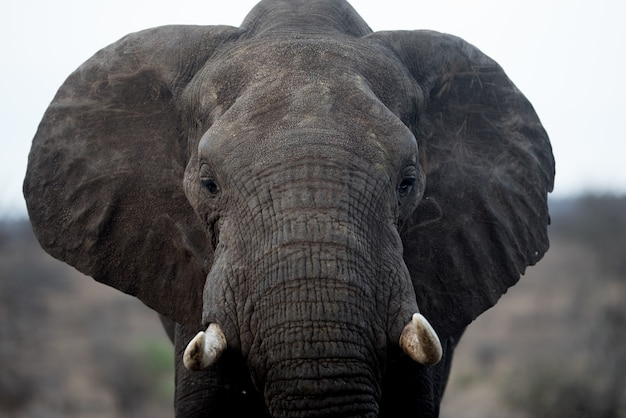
xmin=375 ymin=31 xmax=555 ymax=336
xmin=23 ymin=25 xmax=240 ymax=330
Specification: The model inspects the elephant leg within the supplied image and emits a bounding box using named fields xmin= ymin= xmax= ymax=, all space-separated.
xmin=379 ymin=329 xmax=464 ymax=417
xmin=174 ymin=324 xmax=265 ymax=417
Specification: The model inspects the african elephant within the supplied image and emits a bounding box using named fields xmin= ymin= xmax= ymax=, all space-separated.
xmin=23 ymin=0 xmax=554 ymax=416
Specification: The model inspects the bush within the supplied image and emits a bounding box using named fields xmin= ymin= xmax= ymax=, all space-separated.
xmin=95 ymin=339 xmax=174 ymax=415
xmin=550 ymin=194 xmax=626 ymax=278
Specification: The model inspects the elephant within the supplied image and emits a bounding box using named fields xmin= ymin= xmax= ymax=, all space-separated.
xmin=23 ymin=0 xmax=554 ymax=416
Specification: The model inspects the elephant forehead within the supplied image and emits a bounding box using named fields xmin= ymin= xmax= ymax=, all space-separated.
xmin=187 ymin=36 xmax=420 ymax=125
xmin=192 ymin=38 xmax=419 ymax=168
xmin=200 ymin=85 xmax=417 ymax=169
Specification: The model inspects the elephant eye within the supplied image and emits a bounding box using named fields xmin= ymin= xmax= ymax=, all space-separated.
xmin=398 ymin=177 xmax=416 ymax=198
xmin=201 ymin=178 xmax=219 ymax=194
xmin=199 ymin=163 xmax=219 ymax=195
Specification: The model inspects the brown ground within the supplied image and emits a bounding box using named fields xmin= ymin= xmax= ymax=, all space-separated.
xmin=2 ymin=196 xmax=624 ymax=417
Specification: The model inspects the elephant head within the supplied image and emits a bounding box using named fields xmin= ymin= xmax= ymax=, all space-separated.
xmin=23 ymin=0 xmax=554 ymax=416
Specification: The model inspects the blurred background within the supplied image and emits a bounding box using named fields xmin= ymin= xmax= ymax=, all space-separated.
xmin=2 ymin=0 xmax=625 ymax=417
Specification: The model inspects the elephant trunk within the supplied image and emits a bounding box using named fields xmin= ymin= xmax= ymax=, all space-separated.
xmin=265 ymin=357 xmax=380 ymax=417
xmin=238 ymin=234 xmax=418 ymax=416
xmin=250 ymin=272 xmax=384 ymax=417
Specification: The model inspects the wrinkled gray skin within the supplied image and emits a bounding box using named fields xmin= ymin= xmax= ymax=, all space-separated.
xmin=23 ymin=0 xmax=554 ymax=416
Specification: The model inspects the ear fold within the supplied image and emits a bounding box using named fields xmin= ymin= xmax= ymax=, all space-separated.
xmin=23 ymin=25 xmax=240 ymax=330
xmin=374 ymin=31 xmax=555 ymax=336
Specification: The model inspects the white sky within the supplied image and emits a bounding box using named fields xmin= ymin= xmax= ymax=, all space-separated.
xmin=2 ymin=0 xmax=625 ymax=217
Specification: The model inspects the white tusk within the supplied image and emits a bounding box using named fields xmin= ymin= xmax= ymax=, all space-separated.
xmin=183 ymin=323 xmax=227 ymax=371
xmin=399 ymin=313 xmax=443 ymax=365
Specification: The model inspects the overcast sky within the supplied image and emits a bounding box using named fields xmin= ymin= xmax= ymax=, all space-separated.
xmin=2 ymin=0 xmax=625 ymax=217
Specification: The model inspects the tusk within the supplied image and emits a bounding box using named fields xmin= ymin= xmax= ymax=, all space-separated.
xmin=399 ymin=313 xmax=443 ymax=365
xmin=183 ymin=323 xmax=227 ymax=371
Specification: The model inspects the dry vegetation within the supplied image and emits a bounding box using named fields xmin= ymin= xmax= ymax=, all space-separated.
xmin=0 ymin=221 xmax=174 ymax=418
xmin=2 ymin=194 xmax=625 ymax=417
